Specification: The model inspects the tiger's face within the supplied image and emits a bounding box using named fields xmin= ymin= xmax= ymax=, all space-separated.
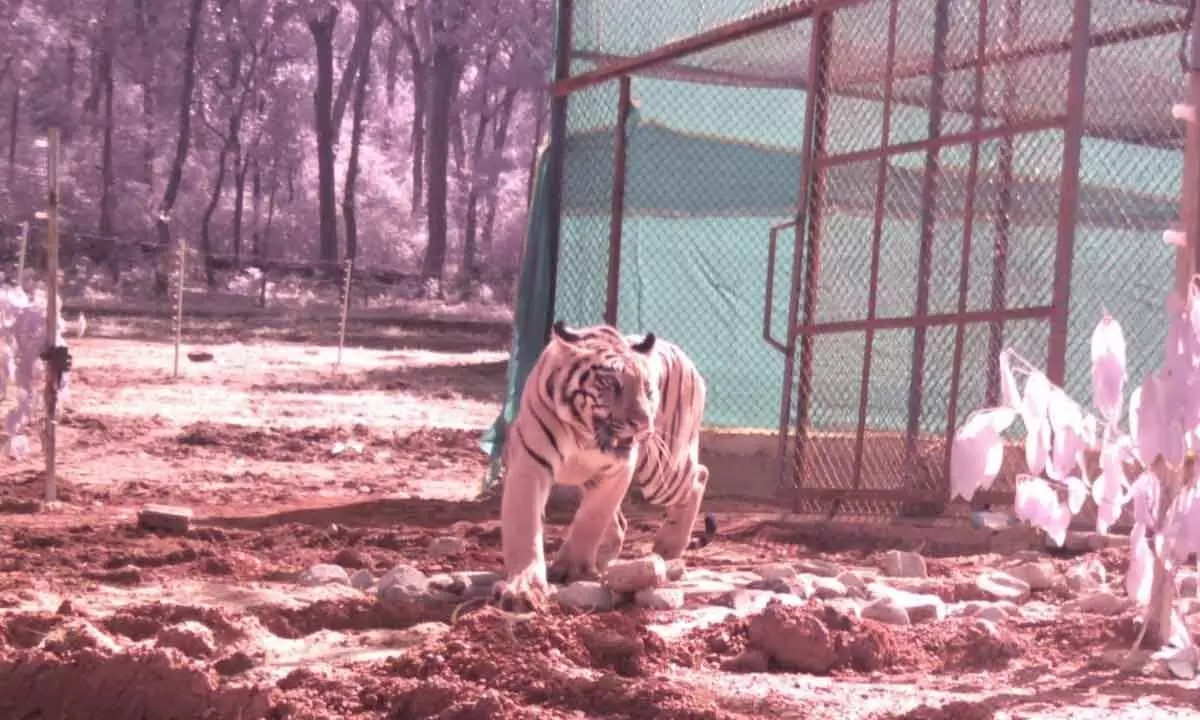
xmin=552 ymin=321 xmax=659 ymax=457
xmin=589 ymin=356 xmax=658 ymax=455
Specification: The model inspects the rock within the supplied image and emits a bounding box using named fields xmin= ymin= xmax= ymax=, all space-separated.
xmin=634 ymin=587 xmax=686 ymax=611
xmin=757 ymin=563 xmax=798 ymax=582
xmin=809 ymin=576 xmax=848 ymax=600
xmin=214 ymin=651 xmax=257 ymax=676
xmin=726 ymin=589 xmax=779 ymax=614
xmin=890 ymin=590 xmax=945 ymax=624
xmin=299 ymin=563 xmax=351 ymax=587
xmin=836 ymin=571 xmax=869 ymax=597
xmin=722 ymin=647 xmax=770 ymax=673
xmin=665 ymin=558 xmax=688 ymax=581
xmin=137 ymin=504 xmax=193 ymax=534
xmin=427 ymin=536 xmax=467 ymax=557
xmin=748 ymin=576 xmax=811 ymax=596
xmin=861 ymin=596 xmax=911 ymax=626
xmin=1007 ymin=560 xmax=1059 ymax=591
xmin=157 ymin=621 xmax=217 ymax=659
xmin=796 ymin=558 xmax=842 ymax=578
xmin=880 ymin=550 xmax=927 ymax=579
xmin=1066 ymin=559 xmax=1107 ymax=593
xmin=748 ymin=605 xmax=839 ymax=673
xmin=976 ymin=571 xmax=1031 ymax=603
xmin=1067 ymin=589 xmax=1129 ymax=616
xmin=41 ymin=620 xmax=122 ymax=655
xmin=973 ymin=618 xmax=1001 ymax=639
xmin=975 ymin=605 xmax=1010 ymax=624
xmin=349 ymin=569 xmax=375 ymax=591
xmin=1178 ymin=573 xmax=1197 ymax=598
xmin=604 ymin=555 xmax=667 ymax=593
xmin=823 ymin=597 xmax=863 ymax=619
xmin=377 ymin=564 xmax=430 ymax=602
xmin=557 ymin=581 xmax=616 ymax=612
xmin=333 ymin=548 xmax=368 ymax=569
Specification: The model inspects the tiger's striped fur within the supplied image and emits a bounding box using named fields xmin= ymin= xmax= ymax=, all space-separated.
xmin=494 ymin=320 xmax=713 ymax=612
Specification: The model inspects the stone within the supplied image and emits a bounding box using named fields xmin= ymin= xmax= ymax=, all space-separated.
xmin=299 ymin=563 xmax=351 ymax=587
xmin=665 ymin=558 xmax=688 ymax=581
xmin=722 ymin=647 xmax=770 ymax=673
xmin=880 ymin=550 xmax=927 ymax=579
xmin=1178 ymin=572 xmax=1197 ymax=598
xmin=1007 ymin=560 xmax=1059 ymax=591
xmin=862 ymin=596 xmax=911 ymax=626
xmin=557 ymin=581 xmax=616 ymax=612
xmin=349 ymin=569 xmax=376 ymax=591
xmin=634 ymin=587 xmax=686 ymax=611
xmin=975 ymin=604 xmax=1010 ymax=624
xmin=796 ymin=558 xmax=842 ymax=578
xmin=726 ymin=589 xmax=779 ymax=614
xmin=137 ymin=504 xmax=193 ymax=534
xmin=1066 ymin=559 xmax=1107 ymax=593
xmin=604 ymin=555 xmax=667 ymax=594
xmin=809 ymin=576 xmax=848 ymax=600
xmin=748 ymin=576 xmax=811 ymax=597
xmin=757 ymin=563 xmax=798 ymax=582
xmin=748 ymin=605 xmax=839 ymax=673
xmin=157 ymin=621 xmax=217 ymax=659
xmin=976 ymin=571 xmax=1031 ymax=603
xmin=866 ymin=583 xmax=943 ymax=623
xmin=973 ymin=618 xmax=1001 ymax=639
xmin=823 ymin=597 xmax=863 ymax=619
xmin=836 ymin=571 xmax=869 ymax=597
xmin=427 ymin=536 xmax=467 ymax=557
xmin=332 ymin=548 xmax=368 ymax=569
xmin=41 ymin=620 xmax=122 ymax=655
xmin=377 ymin=564 xmax=430 ymax=602
xmin=1068 ymin=589 xmax=1129 ymax=616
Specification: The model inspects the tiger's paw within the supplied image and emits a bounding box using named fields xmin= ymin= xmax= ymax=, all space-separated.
xmin=547 ymin=552 xmax=600 ymax=586
xmin=492 ymin=569 xmax=550 ymax=614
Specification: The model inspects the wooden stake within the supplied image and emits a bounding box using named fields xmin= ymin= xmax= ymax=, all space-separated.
xmin=43 ymin=129 xmax=60 ymax=504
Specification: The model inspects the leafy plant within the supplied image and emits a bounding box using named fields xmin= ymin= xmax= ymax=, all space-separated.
xmin=951 ymin=280 xmax=1200 ymax=675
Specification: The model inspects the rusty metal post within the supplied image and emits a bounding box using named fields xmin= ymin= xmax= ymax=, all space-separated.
xmin=43 ymin=128 xmax=60 ymax=504
xmin=1183 ymin=7 xmax=1200 ymax=295
xmin=850 ymin=0 xmax=900 ymax=494
xmin=944 ymin=0 xmax=993 ymax=486
xmin=986 ymin=0 xmax=1020 ymax=406
xmin=1046 ymin=0 xmax=1092 ymax=385
xmin=542 ymin=0 xmax=574 ymax=341
xmin=784 ymin=10 xmax=833 ymax=511
xmin=903 ymin=0 xmax=951 ymax=473
xmin=604 ymin=76 xmax=633 ymax=327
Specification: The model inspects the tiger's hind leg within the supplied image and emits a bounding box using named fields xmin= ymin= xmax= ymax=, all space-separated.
xmin=651 ymin=464 xmax=710 ymax=560
xmin=548 ymin=468 xmax=633 ymax=584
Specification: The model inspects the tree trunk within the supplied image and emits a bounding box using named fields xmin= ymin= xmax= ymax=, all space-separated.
xmin=420 ymin=21 xmax=456 ymax=289
xmin=525 ymin=89 xmax=546 ymax=207
xmin=332 ymin=11 xmax=373 ymax=142
xmin=402 ymin=4 xmax=425 ymax=217
xmin=250 ymin=158 xmax=262 ymax=257
xmin=135 ymin=0 xmax=158 ymax=187
xmin=385 ymin=26 xmax=400 ymax=109
xmin=342 ymin=3 xmax=375 ymax=265
xmin=461 ymin=53 xmax=496 ymax=288
xmin=7 ymin=85 xmax=18 ymax=200
xmin=308 ymin=7 xmax=340 ymax=264
xmin=481 ymin=85 xmax=518 ymax=262
xmin=233 ymin=151 xmax=248 ymax=262
xmin=153 ymin=0 xmax=204 ymax=297
xmin=98 ymin=48 xmax=115 ymax=239
xmin=200 ymin=144 xmax=229 ymax=288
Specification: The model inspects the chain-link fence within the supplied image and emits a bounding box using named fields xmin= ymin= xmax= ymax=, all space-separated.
xmin=533 ymin=0 xmax=1191 ymax=514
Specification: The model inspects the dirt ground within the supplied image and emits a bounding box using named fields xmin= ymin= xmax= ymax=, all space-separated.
xmin=0 ymin=312 xmax=1198 ymax=719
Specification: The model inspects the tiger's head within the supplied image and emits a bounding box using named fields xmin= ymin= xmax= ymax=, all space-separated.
xmin=551 ymin=320 xmax=659 ymax=457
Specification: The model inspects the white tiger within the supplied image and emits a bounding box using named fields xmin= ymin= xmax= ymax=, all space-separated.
xmin=493 ymin=320 xmax=714 ymax=612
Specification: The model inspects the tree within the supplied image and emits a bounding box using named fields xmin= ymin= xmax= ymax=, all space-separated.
xmin=307 ymin=4 xmax=340 ymax=265
xmin=342 ymin=0 xmax=376 ymax=263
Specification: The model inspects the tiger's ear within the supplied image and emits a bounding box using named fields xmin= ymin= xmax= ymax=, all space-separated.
xmin=630 ymin=332 xmax=656 ymax=355
xmin=552 ymin=319 xmax=584 ymax=344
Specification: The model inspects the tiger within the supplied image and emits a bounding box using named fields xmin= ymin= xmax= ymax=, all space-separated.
xmin=493 ymin=319 xmax=716 ymax=612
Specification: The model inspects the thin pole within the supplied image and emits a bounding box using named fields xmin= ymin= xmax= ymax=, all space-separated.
xmin=1183 ymin=5 xmax=1200 ymax=295
xmin=604 ymin=76 xmax=632 ymax=327
xmin=334 ymin=257 xmax=353 ymax=374
xmin=542 ymin=0 xmax=574 ymax=343
xmin=173 ymin=239 xmax=186 ymax=378
xmin=43 ymin=128 xmax=60 ymax=504
xmin=17 ymin=220 xmax=28 ymax=289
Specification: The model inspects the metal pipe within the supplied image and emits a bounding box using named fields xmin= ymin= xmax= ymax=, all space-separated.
xmin=818 ymin=117 xmax=1063 ymax=169
xmin=944 ymin=0 xmax=993 ymax=488
xmin=604 ymin=76 xmax=632 ymax=326
xmin=779 ymin=10 xmax=832 ymax=511
xmin=987 ymin=0 xmax=1020 ymax=406
xmin=903 ymin=0 xmax=951 ymax=479
xmin=1182 ymin=3 xmax=1200 ymax=293
xmin=794 ymin=304 xmax=1054 ymax=337
xmin=850 ymin=0 xmax=900 ymax=494
xmin=1046 ymin=0 xmax=1093 ymax=385
xmin=542 ymin=0 xmax=574 ymax=341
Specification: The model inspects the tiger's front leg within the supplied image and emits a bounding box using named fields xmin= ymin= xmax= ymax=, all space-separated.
xmin=493 ymin=448 xmax=555 ymax=613
xmin=548 ymin=464 xmax=634 ymax=585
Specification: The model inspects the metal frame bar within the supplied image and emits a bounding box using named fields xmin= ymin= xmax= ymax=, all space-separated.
xmin=816 ymin=117 xmax=1063 ymax=168
xmin=604 ymin=76 xmax=632 ymax=326
xmin=552 ymin=0 xmax=871 ymax=97
xmin=1046 ymin=0 xmax=1093 ymax=385
xmin=780 ymin=9 xmax=833 ymax=508
xmin=793 ymin=305 xmax=1054 ymax=338
xmin=1182 ymin=5 xmax=1200 ymax=293
xmin=902 ymin=0 xmax=952 ymax=484
xmin=542 ymin=0 xmax=575 ymax=342
xmin=849 ymin=0 xmax=901 ymax=494
xmin=986 ymin=0 xmax=1021 ymax=406
xmin=763 ymin=220 xmax=798 ymax=354
xmin=944 ymin=0 xmax=993 ymax=487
